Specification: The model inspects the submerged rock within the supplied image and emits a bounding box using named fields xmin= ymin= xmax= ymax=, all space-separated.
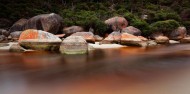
xmin=19 ymin=29 xmax=62 ymax=51
xmin=60 ymin=36 xmax=88 ymax=54
xmin=71 ymin=32 xmax=95 ymax=43
xmin=121 ymin=33 xmax=147 ymax=47
xmin=122 ymin=26 xmax=141 ymax=36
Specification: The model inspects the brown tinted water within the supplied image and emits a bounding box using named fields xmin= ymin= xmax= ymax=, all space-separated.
xmin=1 ymin=44 xmax=190 ymax=94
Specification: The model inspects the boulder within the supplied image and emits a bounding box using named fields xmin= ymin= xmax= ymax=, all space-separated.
xmin=101 ymin=31 xmax=121 ymax=44
xmin=122 ymin=26 xmax=141 ymax=36
xmin=155 ymin=36 xmax=169 ymax=44
xmin=94 ymin=35 xmax=103 ymax=41
xmin=9 ymin=44 xmax=25 ymax=52
xmin=60 ymin=36 xmax=88 ymax=54
xmin=121 ymin=33 xmax=147 ymax=47
xmin=0 ymin=29 xmax=10 ymax=37
xmin=24 ymin=13 xmax=63 ymax=34
xmin=19 ymin=29 xmax=62 ymax=51
xmin=147 ymin=40 xmax=157 ymax=47
xmin=0 ymin=35 xmax=6 ymax=42
xmin=180 ymin=37 xmax=190 ymax=43
xmin=150 ymin=32 xmax=169 ymax=44
xmin=9 ymin=18 xmax=28 ymax=32
xmin=105 ymin=16 xmax=128 ymax=31
xmin=10 ymin=31 xmax=22 ymax=40
xmin=169 ymin=26 xmax=187 ymax=40
xmin=71 ymin=32 xmax=95 ymax=43
xmin=63 ymin=26 xmax=84 ymax=36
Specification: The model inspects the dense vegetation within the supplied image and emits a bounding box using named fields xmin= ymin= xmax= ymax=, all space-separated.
xmin=0 ymin=0 xmax=190 ymax=36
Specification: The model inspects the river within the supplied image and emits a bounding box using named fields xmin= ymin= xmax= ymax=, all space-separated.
xmin=0 ymin=44 xmax=190 ymax=94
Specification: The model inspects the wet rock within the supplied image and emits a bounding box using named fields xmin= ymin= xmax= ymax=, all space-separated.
xmin=169 ymin=26 xmax=187 ymax=40
xmin=71 ymin=32 xmax=95 ymax=43
xmin=19 ymin=29 xmax=62 ymax=51
xmin=24 ymin=13 xmax=63 ymax=34
xmin=180 ymin=37 xmax=190 ymax=43
xmin=9 ymin=18 xmax=28 ymax=32
xmin=122 ymin=26 xmax=141 ymax=36
xmin=94 ymin=35 xmax=103 ymax=41
xmin=0 ymin=29 xmax=10 ymax=37
xmin=10 ymin=31 xmax=22 ymax=41
xmin=9 ymin=44 xmax=25 ymax=52
xmin=63 ymin=26 xmax=84 ymax=36
xmin=121 ymin=33 xmax=147 ymax=47
xmin=60 ymin=36 xmax=88 ymax=54
xmin=101 ymin=31 xmax=121 ymax=44
xmin=105 ymin=16 xmax=128 ymax=31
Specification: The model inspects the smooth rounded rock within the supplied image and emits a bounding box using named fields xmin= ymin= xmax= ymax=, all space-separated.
xmin=19 ymin=29 xmax=62 ymax=51
xmin=60 ymin=36 xmax=88 ymax=54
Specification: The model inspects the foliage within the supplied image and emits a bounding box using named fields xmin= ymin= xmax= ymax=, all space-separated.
xmin=150 ymin=20 xmax=180 ymax=33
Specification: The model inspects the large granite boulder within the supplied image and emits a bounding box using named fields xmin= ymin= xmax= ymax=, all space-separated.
xmin=60 ymin=36 xmax=88 ymax=54
xmin=24 ymin=13 xmax=63 ymax=34
xmin=101 ymin=31 xmax=121 ymax=44
xmin=71 ymin=32 xmax=95 ymax=43
xmin=19 ymin=29 xmax=62 ymax=51
xmin=105 ymin=16 xmax=128 ymax=31
xmin=63 ymin=26 xmax=84 ymax=36
xmin=9 ymin=18 xmax=28 ymax=32
xmin=121 ymin=33 xmax=147 ymax=47
xmin=150 ymin=32 xmax=169 ymax=44
xmin=169 ymin=26 xmax=187 ymax=40
xmin=0 ymin=29 xmax=10 ymax=37
xmin=122 ymin=26 xmax=141 ymax=36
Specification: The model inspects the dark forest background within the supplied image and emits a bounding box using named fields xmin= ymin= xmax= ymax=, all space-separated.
xmin=0 ymin=0 xmax=190 ymax=35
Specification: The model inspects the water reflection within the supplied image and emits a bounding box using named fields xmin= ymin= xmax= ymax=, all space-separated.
xmin=0 ymin=44 xmax=190 ymax=94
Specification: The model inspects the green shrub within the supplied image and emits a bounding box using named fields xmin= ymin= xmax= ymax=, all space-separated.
xmin=150 ymin=20 xmax=180 ymax=33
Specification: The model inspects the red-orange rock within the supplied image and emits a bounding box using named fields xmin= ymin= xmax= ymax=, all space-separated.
xmin=101 ymin=31 xmax=121 ymax=44
xmin=71 ymin=32 xmax=95 ymax=43
xmin=121 ymin=33 xmax=147 ymax=47
xmin=19 ymin=29 xmax=62 ymax=51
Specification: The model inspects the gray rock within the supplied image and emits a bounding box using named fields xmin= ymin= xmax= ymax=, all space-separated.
xmin=0 ymin=29 xmax=10 ymax=37
xmin=60 ymin=36 xmax=88 ymax=54
xmin=9 ymin=44 xmax=25 ymax=52
xmin=169 ymin=26 xmax=187 ymax=40
xmin=122 ymin=26 xmax=141 ymax=36
xmin=10 ymin=31 xmax=22 ymax=40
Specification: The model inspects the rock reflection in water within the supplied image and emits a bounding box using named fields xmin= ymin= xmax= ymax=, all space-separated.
xmin=0 ymin=44 xmax=190 ymax=94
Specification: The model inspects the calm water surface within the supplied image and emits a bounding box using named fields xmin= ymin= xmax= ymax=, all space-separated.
xmin=0 ymin=44 xmax=190 ymax=94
